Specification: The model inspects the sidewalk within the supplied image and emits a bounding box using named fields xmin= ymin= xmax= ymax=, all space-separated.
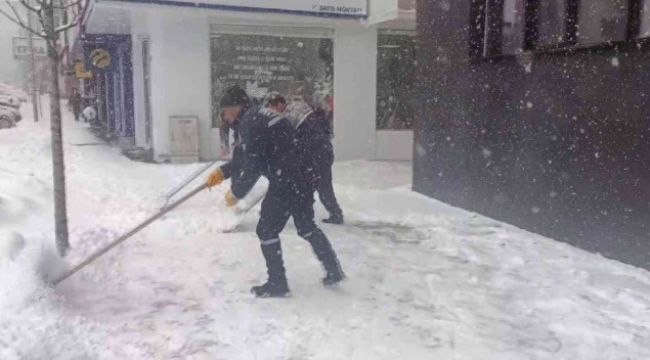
xmin=1 ymin=99 xmax=649 ymax=359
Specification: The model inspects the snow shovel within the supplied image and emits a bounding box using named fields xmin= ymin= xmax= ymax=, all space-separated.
xmin=162 ymin=160 xmax=219 ymax=208
xmin=218 ymin=179 xmax=268 ymax=233
xmin=52 ymin=183 xmax=208 ymax=286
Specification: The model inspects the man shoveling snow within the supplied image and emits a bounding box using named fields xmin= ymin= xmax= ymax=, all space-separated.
xmin=205 ymin=85 xmax=345 ymax=298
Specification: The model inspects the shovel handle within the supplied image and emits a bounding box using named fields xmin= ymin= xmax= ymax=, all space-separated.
xmin=53 ymin=183 xmax=208 ymax=286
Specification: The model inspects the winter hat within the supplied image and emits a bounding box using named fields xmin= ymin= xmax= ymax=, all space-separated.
xmin=263 ymin=91 xmax=287 ymax=107
xmin=220 ymin=85 xmax=251 ymax=108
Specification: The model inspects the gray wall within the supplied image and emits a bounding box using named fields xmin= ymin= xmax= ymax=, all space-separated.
xmin=414 ymin=1 xmax=650 ymax=269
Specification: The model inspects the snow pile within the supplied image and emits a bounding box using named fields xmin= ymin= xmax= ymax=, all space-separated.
xmin=0 ymin=122 xmax=146 ymax=358
xmin=0 ymin=232 xmax=25 ymax=264
xmin=0 ymin=235 xmax=143 ymax=359
xmin=0 ymin=166 xmax=60 ymax=277
xmin=0 ymin=176 xmax=139 ymax=359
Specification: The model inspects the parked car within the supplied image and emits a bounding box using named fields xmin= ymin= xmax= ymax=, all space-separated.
xmin=0 ymin=108 xmax=16 ymax=129
xmin=0 ymin=83 xmax=28 ymax=103
xmin=0 ymin=105 xmax=21 ymax=129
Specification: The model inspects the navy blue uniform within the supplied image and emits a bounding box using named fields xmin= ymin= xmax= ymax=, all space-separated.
xmin=221 ymin=107 xmax=303 ymax=190
xmin=295 ymin=108 xmax=343 ymax=221
xmin=219 ymin=105 xmax=344 ymax=290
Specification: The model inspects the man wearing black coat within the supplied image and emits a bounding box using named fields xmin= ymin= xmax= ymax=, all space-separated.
xmin=273 ymin=94 xmax=344 ymax=225
xmin=70 ymin=89 xmax=83 ymax=121
xmin=206 ymin=85 xmax=345 ymax=298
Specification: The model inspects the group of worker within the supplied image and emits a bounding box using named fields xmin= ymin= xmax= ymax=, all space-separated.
xmin=206 ymin=85 xmax=345 ymax=298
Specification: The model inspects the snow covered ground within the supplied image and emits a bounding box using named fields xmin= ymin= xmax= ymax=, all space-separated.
xmin=1 ymin=100 xmax=650 ymax=359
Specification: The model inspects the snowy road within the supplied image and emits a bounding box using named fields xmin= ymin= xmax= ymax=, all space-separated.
xmin=1 ymin=101 xmax=650 ymax=359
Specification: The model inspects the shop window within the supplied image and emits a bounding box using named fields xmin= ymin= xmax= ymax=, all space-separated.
xmin=638 ymin=0 xmax=650 ymax=37
xmin=577 ymin=0 xmax=629 ymax=44
xmin=537 ymin=0 xmax=570 ymax=46
xmin=481 ymin=0 xmax=526 ymax=56
xmin=630 ymin=0 xmax=650 ymax=38
xmin=210 ymin=34 xmax=333 ymax=129
xmin=501 ymin=0 xmax=527 ymax=54
xmin=376 ymin=33 xmax=417 ymax=130
xmin=473 ymin=0 xmax=643 ymax=57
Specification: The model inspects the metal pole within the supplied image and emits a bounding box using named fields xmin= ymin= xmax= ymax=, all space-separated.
xmin=52 ymin=183 xmax=208 ymax=286
xmin=26 ymin=6 xmax=39 ymax=122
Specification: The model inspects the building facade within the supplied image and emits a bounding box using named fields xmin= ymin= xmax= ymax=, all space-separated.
xmin=80 ymin=0 xmax=416 ymax=162
xmin=414 ymin=0 xmax=650 ymax=269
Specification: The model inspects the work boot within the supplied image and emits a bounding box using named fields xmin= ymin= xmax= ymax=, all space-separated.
xmin=304 ymin=229 xmax=346 ymax=286
xmin=322 ymin=214 xmax=344 ymax=225
xmin=322 ymin=271 xmax=346 ymax=287
xmin=251 ymin=240 xmax=290 ymax=298
xmin=251 ymin=281 xmax=290 ymax=298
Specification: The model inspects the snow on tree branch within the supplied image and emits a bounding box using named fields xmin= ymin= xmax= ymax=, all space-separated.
xmin=54 ymin=1 xmax=87 ymax=33
xmin=51 ymin=0 xmax=81 ymax=10
xmin=17 ymin=0 xmax=41 ymax=13
xmin=1 ymin=0 xmax=87 ymax=40
xmin=0 ymin=0 xmax=46 ymax=38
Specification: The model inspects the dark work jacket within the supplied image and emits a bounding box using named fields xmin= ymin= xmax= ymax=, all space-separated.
xmin=220 ymin=105 xmax=312 ymax=199
xmin=219 ymin=118 xmax=240 ymax=148
xmin=296 ymin=108 xmax=334 ymax=188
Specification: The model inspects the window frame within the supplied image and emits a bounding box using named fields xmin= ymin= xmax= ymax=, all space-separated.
xmin=472 ymin=0 xmax=647 ymax=60
xmin=376 ymin=30 xmax=418 ymax=131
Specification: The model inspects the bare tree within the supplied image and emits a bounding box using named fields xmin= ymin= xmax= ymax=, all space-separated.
xmin=0 ymin=0 xmax=88 ymax=256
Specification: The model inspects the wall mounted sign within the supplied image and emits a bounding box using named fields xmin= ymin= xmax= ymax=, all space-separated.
xmin=90 ymin=48 xmax=111 ymax=70
xmin=123 ymin=0 xmax=367 ymax=17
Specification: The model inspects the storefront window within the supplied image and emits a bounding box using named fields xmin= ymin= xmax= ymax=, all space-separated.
xmin=577 ymin=0 xmax=628 ymax=44
xmin=640 ymin=0 xmax=650 ymax=37
xmin=376 ymin=33 xmax=417 ymax=130
xmin=501 ymin=0 xmax=526 ymax=54
xmin=537 ymin=0 xmax=569 ymax=46
xmin=210 ymin=34 xmax=333 ymax=129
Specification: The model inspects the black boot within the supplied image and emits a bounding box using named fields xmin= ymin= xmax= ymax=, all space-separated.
xmin=322 ymin=215 xmax=344 ymax=225
xmin=251 ymin=240 xmax=290 ymax=298
xmin=304 ymin=230 xmax=346 ymax=286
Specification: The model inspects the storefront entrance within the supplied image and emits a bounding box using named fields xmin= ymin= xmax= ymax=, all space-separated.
xmin=209 ymin=26 xmax=334 ymax=136
xmin=84 ymin=34 xmax=135 ymax=143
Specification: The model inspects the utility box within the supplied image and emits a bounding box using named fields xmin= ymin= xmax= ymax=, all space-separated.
xmin=169 ymin=116 xmax=199 ymax=163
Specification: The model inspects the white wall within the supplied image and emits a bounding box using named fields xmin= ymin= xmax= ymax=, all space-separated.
xmin=333 ymin=23 xmax=378 ymax=160
xmin=130 ymin=12 xmax=149 ymax=149
xmin=366 ymin=0 xmax=399 ymax=25
xmin=147 ymin=10 xmax=212 ymax=161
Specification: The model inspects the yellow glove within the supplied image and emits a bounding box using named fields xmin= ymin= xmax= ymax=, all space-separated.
xmin=225 ymin=190 xmax=239 ymax=207
xmin=206 ymin=168 xmax=225 ymax=189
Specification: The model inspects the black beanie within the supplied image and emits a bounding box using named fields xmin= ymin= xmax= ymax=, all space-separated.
xmin=220 ymin=85 xmax=251 ymax=108
xmin=263 ymin=91 xmax=287 ymax=107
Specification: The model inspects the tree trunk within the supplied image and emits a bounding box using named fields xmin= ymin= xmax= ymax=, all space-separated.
xmin=46 ymin=7 xmax=70 ymax=256
xmin=26 ymin=11 xmax=39 ymax=122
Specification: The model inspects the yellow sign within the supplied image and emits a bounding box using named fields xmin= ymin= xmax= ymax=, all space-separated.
xmin=74 ymin=60 xmax=92 ymax=79
xmin=90 ymin=48 xmax=111 ymax=69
